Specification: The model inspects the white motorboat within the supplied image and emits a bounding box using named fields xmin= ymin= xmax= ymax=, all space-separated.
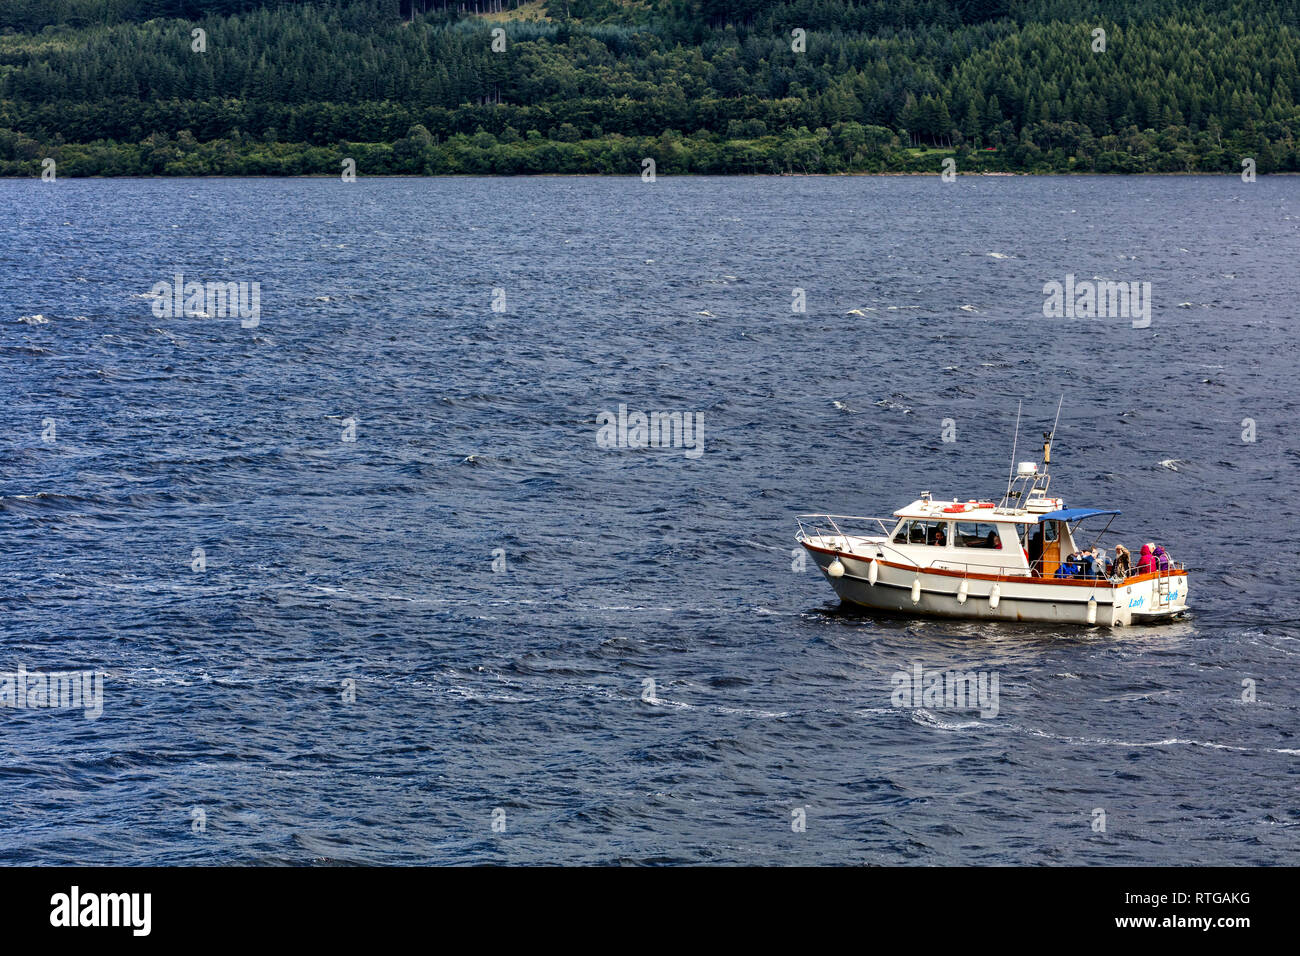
xmin=795 ymin=419 xmax=1188 ymax=626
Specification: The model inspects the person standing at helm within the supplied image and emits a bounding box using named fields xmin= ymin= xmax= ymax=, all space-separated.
xmin=1028 ymin=526 xmax=1044 ymax=574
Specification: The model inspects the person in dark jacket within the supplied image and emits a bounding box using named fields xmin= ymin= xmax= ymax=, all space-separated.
xmin=1028 ymin=527 xmax=1044 ymax=574
xmin=1081 ymin=549 xmax=1104 ymax=578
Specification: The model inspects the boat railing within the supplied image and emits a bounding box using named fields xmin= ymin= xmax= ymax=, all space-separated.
xmin=1025 ymin=554 xmax=1185 ymax=583
xmin=795 ymin=513 xmax=895 ymax=543
xmin=927 ymin=557 xmax=1184 ymax=584
xmin=795 ymin=515 xmax=926 ymax=570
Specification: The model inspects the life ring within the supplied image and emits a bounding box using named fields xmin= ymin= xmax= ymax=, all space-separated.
xmin=942 ymin=503 xmax=969 ymax=513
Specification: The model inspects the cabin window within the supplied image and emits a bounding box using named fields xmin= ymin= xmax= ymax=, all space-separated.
xmin=1026 ymin=522 xmax=1057 ymax=549
xmin=893 ymin=520 xmax=928 ymax=544
xmin=893 ymin=520 xmax=949 ymax=546
xmin=955 ymin=522 xmax=1003 ymax=549
xmin=923 ymin=521 xmax=949 ymax=546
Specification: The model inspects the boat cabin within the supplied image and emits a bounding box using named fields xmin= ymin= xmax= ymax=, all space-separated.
xmin=884 ymin=493 xmax=1102 ymax=578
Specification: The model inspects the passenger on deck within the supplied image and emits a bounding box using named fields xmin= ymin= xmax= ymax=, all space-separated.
xmin=1063 ymin=550 xmax=1087 ymax=578
xmin=1054 ymin=555 xmax=1079 ymax=578
xmin=1153 ymin=544 xmax=1170 ymax=571
xmin=1077 ymin=549 xmax=1103 ymax=579
xmin=1138 ymin=543 xmax=1157 ymax=574
xmin=1110 ymin=544 xmax=1131 ymax=580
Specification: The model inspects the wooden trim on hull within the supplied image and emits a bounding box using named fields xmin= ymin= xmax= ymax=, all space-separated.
xmin=825 ymin=572 xmax=1142 ymax=625
xmin=832 ymin=593 xmax=1159 ymax=624
xmin=835 ymin=570 xmax=1097 ymax=605
xmin=800 ymin=540 xmax=1186 ymax=589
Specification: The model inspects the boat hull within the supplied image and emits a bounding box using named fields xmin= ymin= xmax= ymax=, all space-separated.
xmin=802 ymin=542 xmax=1187 ymax=626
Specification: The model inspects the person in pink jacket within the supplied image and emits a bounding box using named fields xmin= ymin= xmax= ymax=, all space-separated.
xmin=1137 ymin=543 xmax=1157 ymax=574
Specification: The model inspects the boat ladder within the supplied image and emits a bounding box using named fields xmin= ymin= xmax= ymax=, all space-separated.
xmin=1155 ymin=568 xmax=1171 ymax=608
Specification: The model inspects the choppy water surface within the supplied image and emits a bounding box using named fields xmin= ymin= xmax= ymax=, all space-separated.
xmin=1 ymin=175 xmax=1298 ymax=864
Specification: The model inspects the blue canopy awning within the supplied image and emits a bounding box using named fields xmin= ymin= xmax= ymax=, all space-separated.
xmin=1037 ymin=508 xmax=1121 ymax=523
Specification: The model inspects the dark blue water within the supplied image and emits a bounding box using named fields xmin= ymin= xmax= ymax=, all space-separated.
xmin=2 ymin=175 xmax=1298 ymax=864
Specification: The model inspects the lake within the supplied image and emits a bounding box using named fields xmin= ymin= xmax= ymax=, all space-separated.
xmin=1 ymin=174 xmax=1297 ymax=864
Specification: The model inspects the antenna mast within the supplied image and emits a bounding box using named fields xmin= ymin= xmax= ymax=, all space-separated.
xmin=1001 ymin=399 xmax=1022 ymax=507
xmin=1042 ymin=394 xmax=1064 ymax=476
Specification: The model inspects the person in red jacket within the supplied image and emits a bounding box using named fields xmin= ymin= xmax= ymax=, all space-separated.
xmin=1138 ymin=543 xmax=1157 ymax=574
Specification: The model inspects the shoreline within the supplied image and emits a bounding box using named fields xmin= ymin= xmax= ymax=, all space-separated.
xmin=0 ymin=171 xmax=1284 ymax=180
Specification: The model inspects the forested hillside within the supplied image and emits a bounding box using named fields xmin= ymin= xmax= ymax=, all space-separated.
xmin=1 ymin=0 xmax=1297 ymax=175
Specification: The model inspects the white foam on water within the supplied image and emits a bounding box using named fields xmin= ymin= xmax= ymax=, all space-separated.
xmin=911 ymin=708 xmax=985 ymax=731
xmin=1020 ymin=726 xmax=1297 ymax=755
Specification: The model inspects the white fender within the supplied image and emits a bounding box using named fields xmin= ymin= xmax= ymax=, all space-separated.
xmin=989 ymin=583 xmax=1001 ymax=609
xmin=957 ymin=578 xmax=969 ymax=604
xmin=1087 ymin=595 xmax=1098 ymax=625
xmin=868 ymin=559 xmax=878 ymax=586
xmin=827 ymin=558 xmax=845 ymax=578
xmin=911 ymin=575 xmax=921 ymax=604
